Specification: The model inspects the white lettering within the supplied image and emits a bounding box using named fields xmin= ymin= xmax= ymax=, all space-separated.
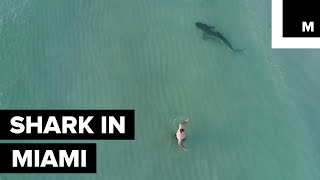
xmin=62 ymin=116 xmax=77 ymax=134
xmin=43 ymin=116 xmax=61 ymax=134
xmin=79 ymin=116 xmax=93 ymax=134
xmin=109 ymin=116 xmax=125 ymax=134
xmin=10 ymin=116 xmax=25 ymax=134
xmin=12 ymin=150 xmax=32 ymax=167
xmin=101 ymin=116 xmax=107 ymax=134
xmin=34 ymin=150 xmax=40 ymax=167
xmin=81 ymin=150 xmax=86 ymax=167
xmin=59 ymin=150 xmax=79 ymax=167
xmin=26 ymin=116 xmax=42 ymax=134
xmin=40 ymin=150 xmax=58 ymax=167
xmin=12 ymin=150 xmax=87 ymax=168
xmin=302 ymin=21 xmax=314 ymax=32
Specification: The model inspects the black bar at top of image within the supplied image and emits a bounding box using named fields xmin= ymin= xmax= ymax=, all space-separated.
xmin=0 ymin=143 xmax=96 ymax=173
xmin=283 ymin=0 xmax=320 ymax=37
xmin=0 ymin=110 xmax=134 ymax=140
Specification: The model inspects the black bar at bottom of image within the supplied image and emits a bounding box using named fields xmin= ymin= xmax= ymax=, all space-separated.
xmin=0 ymin=143 xmax=96 ymax=173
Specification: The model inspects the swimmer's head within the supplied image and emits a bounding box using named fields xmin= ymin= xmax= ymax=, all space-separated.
xmin=180 ymin=128 xmax=185 ymax=133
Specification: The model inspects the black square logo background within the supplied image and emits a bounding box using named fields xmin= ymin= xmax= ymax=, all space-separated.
xmin=283 ymin=0 xmax=320 ymax=37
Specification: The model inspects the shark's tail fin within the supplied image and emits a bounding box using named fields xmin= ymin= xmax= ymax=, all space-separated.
xmin=232 ymin=48 xmax=246 ymax=52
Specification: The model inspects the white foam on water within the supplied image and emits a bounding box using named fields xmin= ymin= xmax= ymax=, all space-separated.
xmin=0 ymin=0 xmax=30 ymax=35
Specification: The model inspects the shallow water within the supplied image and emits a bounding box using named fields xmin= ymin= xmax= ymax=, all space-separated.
xmin=1 ymin=0 xmax=320 ymax=179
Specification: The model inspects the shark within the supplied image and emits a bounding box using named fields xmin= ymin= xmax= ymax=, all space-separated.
xmin=195 ymin=22 xmax=245 ymax=52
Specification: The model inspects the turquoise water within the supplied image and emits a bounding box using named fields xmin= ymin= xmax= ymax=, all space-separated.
xmin=1 ymin=0 xmax=320 ymax=179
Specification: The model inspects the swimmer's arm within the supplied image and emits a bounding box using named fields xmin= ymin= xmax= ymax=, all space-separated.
xmin=181 ymin=119 xmax=190 ymax=125
xmin=178 ymin=141 xmax=188 ymax=152
xmin=179 ymin=119 xmax=190 ymax=129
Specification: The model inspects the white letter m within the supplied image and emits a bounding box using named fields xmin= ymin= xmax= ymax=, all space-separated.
xmin=302 ymin=21 xmax=314 ymax=32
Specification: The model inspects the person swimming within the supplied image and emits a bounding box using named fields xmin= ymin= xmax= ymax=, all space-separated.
xmin=176 ymin=119 xmax=190 ymax=152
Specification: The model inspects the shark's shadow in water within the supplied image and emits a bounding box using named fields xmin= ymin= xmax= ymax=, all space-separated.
xmin=195 ymin=22 xmax=246 ymax=52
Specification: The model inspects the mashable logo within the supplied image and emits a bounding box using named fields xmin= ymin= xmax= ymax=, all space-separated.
xmin=272 ymin=0 xmax=320 ymax=48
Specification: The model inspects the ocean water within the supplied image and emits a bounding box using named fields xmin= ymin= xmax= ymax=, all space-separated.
xmin=1 ymin=0 xmax=320 ymax=180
